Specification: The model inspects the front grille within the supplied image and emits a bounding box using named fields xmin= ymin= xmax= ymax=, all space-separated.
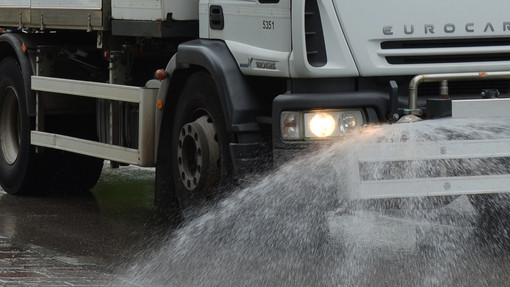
xmin=381 ymin=38 xmax=510 ymax=49
xmin=387 ymin=53 xmax=510 ymax=65
xmin=381 ymin=38 xmax=510 ymax=65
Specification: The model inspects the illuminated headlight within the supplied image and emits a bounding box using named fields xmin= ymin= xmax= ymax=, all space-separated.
xmin=306 ymin=113 xmax=336 ymax=137
xmin=280 ymin=110 xmax=364 ymax=141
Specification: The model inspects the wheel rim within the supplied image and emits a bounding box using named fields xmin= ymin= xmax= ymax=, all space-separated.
xmin=0 ymin=86 xmax=21 ymax=165
xmin=177 ymin=115 xmax=220 ymax=191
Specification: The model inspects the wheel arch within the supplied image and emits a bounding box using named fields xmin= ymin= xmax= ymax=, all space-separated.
xmin=154 ymin=39 xmax=266 ymax=210
xmin=155 ymin=39 xmax=270 ymax=159
xmin=0 ymin=33 xmax=35 ymax=117
xmin=163 ymin=39 xmax=263 ymax=133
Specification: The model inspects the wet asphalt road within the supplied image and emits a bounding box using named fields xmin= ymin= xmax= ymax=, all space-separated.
xmin=0 ymin=164 xmax=174 ymax=285
xmin=3 ymin=164 xmax=510 ymax=285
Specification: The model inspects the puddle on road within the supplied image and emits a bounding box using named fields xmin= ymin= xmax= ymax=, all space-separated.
xmin=115 ymin=119 xmax=510 ymax=286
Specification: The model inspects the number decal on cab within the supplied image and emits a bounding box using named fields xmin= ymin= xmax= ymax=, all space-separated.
xmin=262 ymin=20 xmax=275 ymax=30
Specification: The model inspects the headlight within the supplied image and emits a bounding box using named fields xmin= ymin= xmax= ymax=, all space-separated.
xmin=306 ymin=112 xmax=337 ymax=138
xmin=280 ymin=109 xmax=364 ymax=141
xmin=281 ymin=111 xmax=302 ymax=140
xmin=340 ymin=113 xmax=359 ymax=134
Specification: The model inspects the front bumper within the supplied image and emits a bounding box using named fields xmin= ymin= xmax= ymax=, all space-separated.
xmin=272 ymin=91 xmax=389 ymax=163
xmin=272 ymin=92 xmax=510 ymax=200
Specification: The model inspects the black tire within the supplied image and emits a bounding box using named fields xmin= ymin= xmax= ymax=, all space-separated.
xmin=40 ymin=114 xmax=104 ymax=193
xmin=67 ymin=154 xmax=103 ymax=191
xmin=0 ymin=57 xmax=37 ymax=195
xmin=162 ymin=72 xmax=234 ymax=211
xmin=38 ymin=150 xmax=104 ymax=193
xmin=0 ymin=57 xmax=102 ymax=195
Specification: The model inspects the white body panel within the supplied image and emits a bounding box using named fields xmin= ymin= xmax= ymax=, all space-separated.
xmin=0 ymin=0 xmax=198 ymax=21
xmin=452 ymin=98 xmax=510 ymax=119
xmin=334 ymin=0 xmax=510 ymax=76
xmin=226 ymin=41 xmax=291 ymax=77
xmin=289 ymin=0 xmax=358 ymax=78
xmin=31 ymin=0 xmax=101 ymax=9
xmin=205 ymin=0 xmax=292 ymax=77
xmin=202 ymin=0 xmax=359 ymax=78
xmin=198 ymin=1 xmax=208 ymax=38
xmin=0 ymin=0 xmax=30 ymax=7
xmin=0 ymin=0 xmax=105 ymax=30
xmin=0 ymin=0 xmax=101 ymax=9
xmin=111 ymin=0 xmax=199 ymax=21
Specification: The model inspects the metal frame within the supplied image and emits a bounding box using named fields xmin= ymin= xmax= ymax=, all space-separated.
xmin=31 ymin=76 xmax=157 ymax=166
xmin=351 ymin=138 xmax=510 ymax=199
xmin=452 ymin=98 xmax=510 ymax=119
xmin=406 ymin=71 xmax=510 ymax=115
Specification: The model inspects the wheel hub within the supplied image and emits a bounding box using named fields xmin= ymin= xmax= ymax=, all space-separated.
xmin=177 ymin=115 xmax=220 ymax=191
xmin=0 ymin=86 xmax=21 ymax=165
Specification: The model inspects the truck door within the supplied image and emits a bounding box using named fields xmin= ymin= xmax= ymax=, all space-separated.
xmin=202 ymin=0 xmax=292 ymax=77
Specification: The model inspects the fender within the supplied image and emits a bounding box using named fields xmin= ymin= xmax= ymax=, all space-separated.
xmin=157 ymin=39 xmax=264 ymax=136
xmin=0 ymin=33 xmax=35 ymax=116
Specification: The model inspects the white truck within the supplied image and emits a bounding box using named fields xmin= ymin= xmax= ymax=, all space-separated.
xmin=0 ymin=0 xmax=510 ymax=217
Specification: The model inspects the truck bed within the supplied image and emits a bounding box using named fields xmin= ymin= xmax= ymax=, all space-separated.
xmin=0 ymin=0 xmax=198 ymax=33
xmin=0 ymin=0 xmax=110 ymax=31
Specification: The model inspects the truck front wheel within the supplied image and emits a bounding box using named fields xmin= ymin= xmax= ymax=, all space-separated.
xmin=0 ymin=57 xmax=36 ymax=195
xmin=170 ymin=72 xmax=234 ymax=211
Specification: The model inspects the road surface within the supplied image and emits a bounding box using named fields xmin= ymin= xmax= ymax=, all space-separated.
xmin=2 ymin=164 xmax=510 ymax=286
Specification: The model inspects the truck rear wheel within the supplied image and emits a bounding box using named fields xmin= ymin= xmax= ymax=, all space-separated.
xmin=38 ymin=150 xmax=103 ymax=193
xmin=168 ymin=72 xmax=234 ymax=211
xmin=0 ymin=57 xmax=102 ymax=195
xmin=0 ymin=57 xmax=37 ymax=195
xmin=41 ymin=113 xmax=104 ymax=193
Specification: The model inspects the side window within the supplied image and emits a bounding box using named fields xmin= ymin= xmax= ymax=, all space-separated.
xmin=259 ymin=0 xmax=279 ymax=3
